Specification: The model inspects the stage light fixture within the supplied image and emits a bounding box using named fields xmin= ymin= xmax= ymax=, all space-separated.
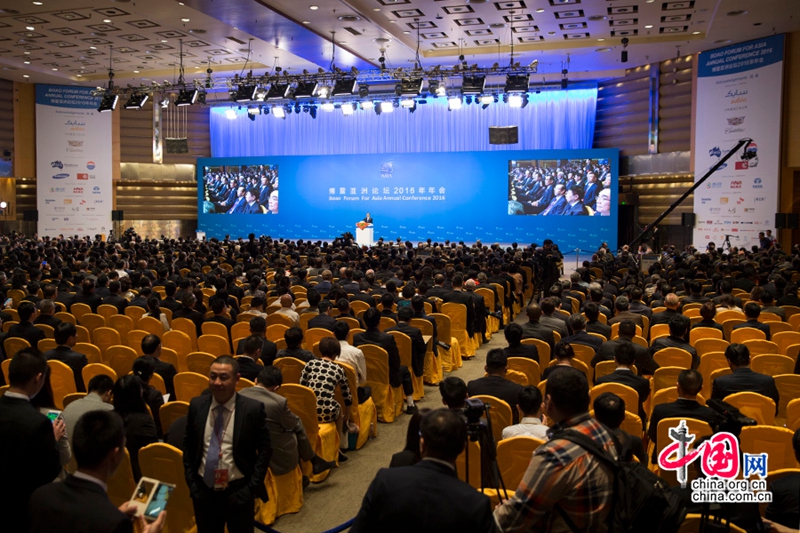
xmin=317 ymin=86 xmax=331 ymax=98
xmin=332 ymin=77 xmax=358 ymax=96
xmin=361 ymin=101 xmax=374 ymax=110
xmin=461 ymin=75 xmax=486 ymax=95
xmin=520 ymin=94 xmax=529 ymax=109
xmin=123 ymin=92 xmax=148 ymax=110
xmin=266 ymin=83 xmax=289 ymax=100
xmin=97 ymin=93 xmax=118 ymax=112
xmin=235 ymin=84 xmax=257 ymax=102
xmin=479 ymin=95 xmax=493 ymax=109
xmin=309 ymin=105 xmax=317 ymax=119
xmin=380 ymin=101 xmax=394 ymax=113
xmin=399 ymin=77 xmax=423 ymax=97
xmin=448 ymin=96 xmax=462 ymax=110
xmin=320 ymin=102 xmax=335 ymax=112
xmin=407 ymin=101 xmax=417 ymax=113
xmin=505 ymin=73 xmax=530 ymax=93
xmin=0 ymin=201 xmax=6 ymax=209
xmin=225 ymin=108 xmax=237 ymax=120
xmin=358 ymin=85 xmax=370 ymax=98
xmin=294 ymin=81 xmax=318 ymax=99
xmin=508 ymin=94 xmax=523 ymax=108
xmin=271 ymin=106 xmax=286 ymax=119
xmin=197 ymin=91 xmax=207 ymax=105
xmin=400 ymin=98 xmax=415 ymax=108
xmin=341 ymin=103 xmax=354 ymax=116
xmin=248 ymin=111 xmax=257 ymax=121
xmin=175 ymin=88 xmax=198 ymax=106
xmin=247 ymin=106 xmax=259 ymax=115
xmin=561 ymin=77 xmax=568 ymax=90
xmin=374 ymin=104 xmax=382 ymax=116
xmin=159 ymin=97 xmax=169 ymax=108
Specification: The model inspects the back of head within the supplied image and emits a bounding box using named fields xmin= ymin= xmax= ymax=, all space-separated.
xmin=439 ymin=376 xmax=467 ymax=409
xmin=517 ymin=385 xmax=542 ymax=416
xmin=743 ymin=301 xmax=761 ymax=319
xmin=55 ymin=321 xmax=77 ymax=345
xmin=677 ymin=369 xmax=703 ymax=396
xmin=243 ymin=335 xmax=263 ymax=357
xmin=540 ymin=298 xmax=555 ymax=315
xmin=113 ymin=374 xmax=146 ymax=416
xmin=333 ymin=320 xmax=349 ymax=341
xmin=363 ymin=307 xmax=381 ymax=329
xmin=545 ymin=367 xmax=590 ymax=418
xmin=593 ymin=392 xmax=626 ymax=429
xmin=284 ymin=327 xmax=304 ymax=349
xmin=420 ymin=409 xmax=466 ymax=462
xmin=584 ymin=302 xmax=599 ymax=322
xmin=700 ymin=302 xmax=716 ymax=322
xmin=618 ymin=319 xmax=636 ymax=338
xmin=317 ymin=300 xmax=332 ymax=314
xmin=319 ymin=337 xmax=341 ymax=359
xmin=8 ymin=348 xmax=47 ymax=388
xmin=73 ymin=410 xmax=125 ymax=469
xmin=18 ymin=301 xmax=36 ymax=322
xmin=668 ymin=314 xmax=689 ymax=338
xmin=397 ymin=306 xmax=413 ymax=323
xmin=141 ymin=334 xmax=161 ymax=356
xmin=614 ymin=296 xmax=629 ymax=312
xmin=380 ymin=292 xmax=395 ymax=310
xmin=485 ymin=348 xmax=507 ymax=374
xmin=87 ymin=374 xmax=115 ymax=395
xmin=568 ymin=313 xmax=586 ymax=332
xmin=664 ymin=293 xmax=680 ymax=309
xmin=725 ymin=343 xmax=750 ymax=366
xmin=257 ymin=365 xmax=283 ymax=388
xmin=614 ymin=341 xmax=636 ymax=366
xmin=526 ymin=303 xmax=542 ymax=322
xmin=504 ymin=322 xmax=523 ymax=345
xmin=249 ymin=316 xmax=267 ymax=335
xmin=554 ymin=342 xmax=575 ymax=361
xmin=132 ymin=356 xmax=156 ymax=382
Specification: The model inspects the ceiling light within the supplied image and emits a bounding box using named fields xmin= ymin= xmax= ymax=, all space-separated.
xmin=26 ymin=26 xmax=35 ymax=31
xmin=266 ymin=83 xmax=289 ymax=100
xmin=535 ymin=8 xmax=544 ymax=13
xmin=692 ymin=31 xmax=701 ymax=35
xmin=97 ymin=94 xmax=119 ymax=112
xmin=22 ymin=74 xmax=29 ymax=78
xmin=360 ymin=101 xmax=374 ymax=110
xmin=320 ymin=102 xmax=335 ymax=111
xmin=373 ymin=7 xmax=380 ymax=11
xmin=461 ymin=75 xmax=485 ymax=95
xmin=479 ymin=95 xmax=493 ymax=105
xmin=159 ymin=97 xmax=169 ymax=108
xmin=504 ymin=73 xmax=529 ymax=93
xmin=595 ymin=47 xmax=611 ymax=52
xmin=332 ymin=77 xmax=358 ymax=96
xmin=175 ymin=88 xmax=198 ymax=106
xmin=508 ymin=94 xmax=523 ymax=108
xmin=181 ymin=18 xmax=190 ymax=22
xmin=23 ymin=60 xmax=30 ymax=64
xmin=403 ymin=31 xmax=410 ymax=35
xmin=123 ymin=92 xmax=148 ymax=109
xmin=341 ymin=103 xmax=354 ymax=115
xmin=51 ymin=68 xmax=58 ymax=71
xmin=133 ymin=70 xmax=139 ymax=73
xmin=103 ymin=19 xmax=111 ymax=23
xmin=235 ymin=84 xmax=257 ymax=102
xmin=380 ymin=101 xmax=394 ymax=113
xmin=302 ymin=21 xmax=310 ymax=24
xmin=597 ymin=38 xmax=605 ymax=41
xmin=161 ymin=40 xmax=168 ymax=43
xmin=645 ymin=24 xmax=653 ymax=29
xmin=448 ymin=96 xmax=462 ymax=110
xmin=398 ymin=77 xmax=423 ymax=97
xmin=309 ymin=5 xmax=319 ymax=9
xmin=317 ymin=86 xmax=330 ymax=98
xmin=76 ymin=74 xmax=82 ymax=77
xmin=400 ymin=98 xmax=415 ymax=108
xmin=272 ymin=106 xmax=286 ymax=119
xmin=32 ymin=1 xmax=43 ymax=5
xmin=224 ymin=108 xmax=237 ymax=120
xmin=89 ymin=46 xmax=97 ymax=50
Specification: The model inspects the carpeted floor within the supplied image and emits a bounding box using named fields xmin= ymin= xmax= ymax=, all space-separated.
xmin=269 ymin=316 xmax=521 ymax=533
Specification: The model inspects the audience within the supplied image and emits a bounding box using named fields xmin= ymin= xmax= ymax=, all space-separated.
xmin=711 ymin=343 xmax=779 ymax=413
xmin=501 ymin=385 xmax=548 ymax=440
xmin=467 ymin=349 xmax=524 ymax=423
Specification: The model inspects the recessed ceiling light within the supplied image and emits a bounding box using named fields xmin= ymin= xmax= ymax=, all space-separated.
xmin=26 ymin=26 xmax=34 ymax=31
xmin=692 ymin=31 xmax=701 ymax=35
xmin=403 ymin=30 xmax=410 ymax=34
xmin=90 ymin=46 xmax=97 ymax=49
xmin=535 ymin=8 xmax=544 ymax=13
xmin=32 ymin=1 xmax=43 ymax=4
xmin=597 ymin=38 xmax=605 ymax=41
xmin=103 ymin=19 xmax=111 ymax=23
xmin=51 ymin=68 xmax=58 ymax=71
xmin=302 ymin=20 xmax=310 ymax=24
xmin=23 ymin=60 xmax=30 ymax=64
xmin=645 ymin=24 xmax=653 ymax=29
xmin=133 ymin=70 xmax=139 ymax=73
xmin=181 ymin=18 xmax=190 ymax=22
xmin=373 ymin=7 xmax=380 ymax=11
xmin=389 ymin=20 xmax=396 ymax=24
xmin=161 ymin=39 xmax=168 ymax=43
xmin=76 ymin=74 xmax=82 ymax=77
xmin=309 ymin=5 xmax=319 ymax=10
xmin=727 ymin=10 xmax=748 ymax=16
xmin=178 ymin=1 xmax=184 ymax=4
xmin=24 ymin=51 xmax=30 ymax=54
xmin=646 ymin=0 xmax=654 ymax=2
xmin=23 ymin=74 xmax=29 ymax=78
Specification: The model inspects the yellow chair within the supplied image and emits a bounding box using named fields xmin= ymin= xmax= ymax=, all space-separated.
xmin=470 ymin=394 xmax=513 ymax=445
xmin=775 ymin=374 xmax=800 ymax=426
xmin=277 ymin=383 xmax=340 ymax=483
xmin=92 ymin=327 xmax=121 ymax=362
xmin=137 ymin=315 xmax=165 ymax=338
xmin=570 ymin=344 xmax=595 ymax=367
xmin=706 ymin=367 xmax=733 ymax=398
xmin=739 ymin=426 xmax=799 ymax=470
xmin=334 ymin=361 xmax=378 ymax=450
xmin=347 ymin=328 xmax=365 ymax=346
xmin=48 ymin=359 xmax=77 ymax=409
xmin=716 ymin=310 xmax=745 ymax=324
xmin=170 ymin=318 xmax=199 ymax=352
xmin=724 ymin=391 xmax=776 ymax=426
xmin=267 ymin=324 xmax=290 ymax=343
xmin=80 ymin=313 xmax=105 ymax=334
xmin=70 ymin=302 xmax=92 ymax=325
xmin=378 ymin=316 xmax=397 ymax=333
xmin=751 ymin=354 xmax=794 ymax=377
xmin=695 ymin=338 xmax=730 ymax=359
xmin=655 ymin=418 xmax=713 ymax=487
xmin=410 ymin=318 xmax=442 ymax=386
xmin=257 ymin=466 xmax=304 ymax=526
xmin=521 ymin=338 xmax=551 ymax=370
xmin=158 ymin=401 xmax=189 ymax=436
xmin=97 ymin=304 xmax=119 ymax=322
xmin=429 ymin=312 xmax=462 ymax=372
xmin=126 ymin=329 xmax=148 ymax=356
xmin=124 ymin=306 xmax=147 ymax=324
xmin=236 ymin=377 xmax=255 ymax=392
xmin=107 ymin=345 xmax=139 ymax=378
xmin=231 ymin=321 xmax=250 ymax=343
xmin=722 ymin=319 xmax=747 ymax=342
xmin=743 ymin=339 xmax=779 ymax=357
xmin=689 ymin=327 xmax=723 ymax=346
xmin=107 ymin=448 xmax=136 ymax=508
xmin=653 ymin=347 xmax=693 ymax=369
xmin=786 ymin=398 xmax=800 ymax=431
xmin=34 ymin=323 xmax=55 ymax=339
xmin=186 ymin=352 xmax=216 ymax=376
xmin=653 ymin=366 xmax=684 ymax=396
xmin=361 ymin=344 xmax=400 ymax=423
xmin=594 ymin=360 xmax=618 ymax=383
xmin=781 ymin=306 xmax=800 ymax=320
xmin=274 ymin=357 xmax=306 ymax=385
xmin=299 ymin=313 xmax=315 ymax=332
xmin=590 ymin=382 xmax=640 ymax=418
xmin=649 ymin=323 xmax=670 ymax=343
xmin=74 ymin=342 xmax=103 ymax=365
xmin=81 ymin=363 xmax=117 ymax=389
xmin=773 ymin=331 xmax=800 ymax=357
xmin=483 ymin=436 xmax=544 ymax=505
xmin=75 ymin=324 xmax=91 ymax=344
xmin=108 ymin=314 xmax=134 ymax=345
xmin=197 ymin=334 xmax=231 ymax=356
xmin=200 ymin=321 xmax=229 ymax=344
xmin=304 ymin=327 xmax=334 ymax=350
xmin=508 ymin=357 xmax=541 ymax=387
xmin=679 ymin=514 xmax=747 ymax=533
xmin=455 ymin=440 xmax=482 ymax=489
xmin=4 ymin=337 xmax=30 ymax=359
xmin=611 ymin=322 xmax=643 ymax=340
xmin=388 ymin=330 xmax=423 ymax=401
xmin=766 ymin=321 xmax=793 ymax=338
xmin=173 ymin=372 xmax=208 ymax=401
xmin=55 ymin=312 xmax=76 ymax=325
xmin=697 ymin=352 xmax=728 ymax=386
xmin=2 ymin=320 xmax=17 ymax=332
xmin=138 ymin=443 xmax=196 ymax=533
xmin=62 ymin=392 xmax=86 ymax=408
xmin=442 ymin=302 xmax=475 ymax=359
xmin=759 ymin=312 xmax=782 ymax=323
xmin=163 ymin=330 xmax=193 ymax=373
xmin=267 ymin=313 xmax=296 ymax=328
xmin=476 ymin=287 xmax=499 ymax=334
xmin=730 ymin=327 xmax=766 ymax=344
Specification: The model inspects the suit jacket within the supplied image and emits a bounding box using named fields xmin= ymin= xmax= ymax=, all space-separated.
xmin=235 ymin=336 xmax=278 ymax=366
xmin=649 ymin=308 xmax=681 ymax=327
xmin=732 ymin=319 xmax=771 ymax=340
xmin=520 ymin=321 xmax=556 ymax=351
xmin=442 ymin=290 xmax=476 ymax=337
xmin=29 ymin=474 xmax=132 ymax=533
xmin=647 ymin=398 xmax=717 ymax=455
xmin=0 ymin=395 xmax=61 ymax=530
xmin=467 ymin=375 xmax=524 ymax=424
xmin=540 ymin=195 xmax=567 ymax=216
xmin=351 ymin=292 xmax=377 ymax=307
xmin=563 ymin=201 xmax=588 ymax=216
xmin=236 ymin=356 xmax=262 ymax=382
xmin=7 ymin=321 xmax=45 ymax=350
xmin=540 ymin=315 xmax=569 ymax=339
xmin=503 ymin=343 xmax=539 ymax=361
xmin=608 ymin=311 xmax=644 ymax=329
xmin=308 ymin=313 xmax=337 ymax=332
xmin=650 ymin=336 xmax=699 ymax=370
xmin=711 ymin=367 xmax=779 ymax=413
xmin=154 ymin=358 xmax=177 ymax=399
xmin=595 ymin=369 xmax=650 ymax=421
xmin=239 ymin=386 xmax=309 ymax=476
xmin=350 ymin=459 xmax=494 ymax=533
xmin=354 ymin=328 xmax=403 ymax=388
xmin=71 ymin=292 xmax=103 ymax=313
xmin=765 ymin=472 xmax=800 ymax=528
xmin=387 ymin=322 xmax=426 ymax=377
xmin=183 ymin=393 xmax=272 ymax=502
xmin=174 ymin=307 xmax=206 ymax=338
xmin=592 ymin=337 xmax=658 ymax=376
xmin=33 ymin=314 xmax=62 ymax=329
xmin=44 ymin=345 xmax=89 ymax=392
xmin=628 ymin=301 xmax=653 ymax=320
xmin=586 ymin=320 xmax=612 ymax=340
xmin=562 ymin=331 xmax=603 ymax=353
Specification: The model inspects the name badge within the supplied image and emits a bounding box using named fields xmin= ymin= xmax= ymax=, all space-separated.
xmin=214 ymin=468 xmax=229 ymax=490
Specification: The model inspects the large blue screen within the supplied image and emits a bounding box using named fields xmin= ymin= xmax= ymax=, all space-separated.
xmin=197 ymin=148 xmax=618 ymax=250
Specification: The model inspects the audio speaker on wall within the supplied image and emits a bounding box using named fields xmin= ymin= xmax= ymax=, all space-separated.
xmin=489 ymin=126 xmax=519 ymax=145
xmin=23 ymin=209 xmax=38 ymax=222
xmin=681 ymin=213 xmax=696 ymax=227
xmin=776 ymin=213 xmax=799 ymax=229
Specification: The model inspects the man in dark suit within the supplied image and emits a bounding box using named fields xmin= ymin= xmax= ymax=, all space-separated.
xmin=183 ymin=355 xmax=272 ymax=533
xmin=649 ymin=293 xmax=682 ymax=327
xmin=584 ymin=302 xmax=612 ymax=340
xmin=29 ymin=409 xmax=166 ymax=533
xmin=595 ymin=342 xmax=650 ymax=422
xmin=8 ymin=300 xmax=45 ymax=349
xmin=502 ymin=323 xmax=538 ymax=361
xmin=354 ymin=308 xmax=415 ymax=414
xmin=765 ymin=427 xmax=800 ymax=529
xmin=240 ymin=365 xmax=335 ymax=477
xmin=607 ymin=296 xmax=644 ymax=329
xmin=362 ymin=212 xmax=373 ymax=224
xmin=467 ymin=349 xmax=524 ymax=424
xmin=627 ymin=287 xmax=653 ymax=321
xmin=520 ymin=303 xmax=556 ymax=351
xmin=234 ymin=316 xmax=278 ymax=367
xmin=648 ymin=370 xmax=717 ymax=462
xmin=307 ymin=300 xmax=337 ymax=331
xmin=174 ymin=293 xmax=205 ymax=339
xmin=386 ymin=307 xmax=426 ymax=383
xmin=379 ymin=292 xmax=398 ymax=322
xmin=442 ymin=275 xmax=476 ymax=338
xmin=731 ymin=302 xmax=772 ymax=340
xmin=103 ymin=280 xmax=129 ymax=315
xmin=351 ymin=281 xmax=377 ymax=307
xmin=0 ymin=348 xmax=63 ymax=531
xmin=236 ymin=335 xmax=264 ymax=382
xmin=562 ymin=313 xmax=603 ymax=353
xmin=43 ymin=322 xmax=89 ymax=392
xmin=562 ymin=185 xmax=588 ymax=216
xmin=140 ymin=334 xmax=177 ymax=400
xmin=712 ymin=343 xmax=779 ymax=413
xmin=592 ymin=319 xmax=658 ymax=376
xmin=205 ymin=298 xmax=235 ymax=350
xmin=70 ymin=279 xmax=103 ymax=313
xmin=350 ymin=408 xmax=494 ymax=533
xmin=426 ymin=274 xmax=450 ymax=300
xmin=465 ymin=279 xmax=488 ymax=343
xmin=160 ymin=282 xmax=183 ymax=313
xmin=691 ymin=302 xmax=725 ymax=333
xmin=33 ymin=299 xmax=62 ymax=329
xmin=650 ymin=314 xmax=699 ymax=369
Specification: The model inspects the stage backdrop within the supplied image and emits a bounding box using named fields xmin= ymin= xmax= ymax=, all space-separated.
xmin=197 ymin=148 xmax=618 ymax=252
xmin=692 ymin=35 xmax=784 ymax=249
xmin=36 ymin=84 xmax=113 ymax=237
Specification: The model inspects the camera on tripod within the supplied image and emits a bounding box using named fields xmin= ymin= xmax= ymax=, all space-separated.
xmin=463 ymin=398 xmax=489 ymax=441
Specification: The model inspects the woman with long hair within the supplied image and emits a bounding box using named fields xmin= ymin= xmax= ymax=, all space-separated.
xmin=113 ymin=375 xmax=158 ymax=480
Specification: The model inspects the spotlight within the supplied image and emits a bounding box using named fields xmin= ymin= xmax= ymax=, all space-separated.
xmin=271 ymin=106 xmax=286 ymax=119
xmin=225 ymin=108 xmax=237 ymax=120
xmin=380 ymin=101 xmax=394 ymax=113
xmin=400 ymin=98 xmax=415 ymax=108
xmin=247 ymin=105 xmax=259 ymax=115
xmin=479 ymin=94 xmax=493 ymax=109
xmin=461 ymin=75 xmax=485 ymax=95
xmin=175 ymin=88 xmax=198 ymax=106
xmin=309 ymin=105 xmax=317 ymax=119
xmin=159 ymin=97 xmax=169 ymax=108
xmin=435 ymin=84 xmax=447 ymax=97
xmin=341 ymin=103 xmax=354 ymax=116
xmin=235 ymin=84 xmax=257 ymax=102
xmin=197 ymin=91 xmax=207 ymax=105
xmin=248 ymin=111 xmax=257 ymax=121
xmin=332 ymin=77 xmax=358 ymax=96
xmin=505 ymin=74 xmax=529 ymax=93
xmin=97 ymin=93 xmax=118 ymax=112
xmin=428 ymin=79 xmax=440 ymax=96
xmin=508 ymin=94 xmax=523 ymax=108
xmin=294 ymin=81 xmax=318 ymax=99
xmin=317 ymin=86 xmax=331 ymax=98
xmin=465 ymin=95 xmax=473 ymax=105
xmin=561 ymin=77 xmax=568 ymax=90
xmin=358 ymin=85 xmax=370 ymax=98
xmin=399 ymin=77 xmax=423 ymax=97
xmin=374 ymin=104 xmax=382 ymax=116
xmin=520 ymin=94 xmax=529 ymax=109
xmin=320 ymin=102 xmax=335 ymax=112
xmin=360 ymin=101 xmax=374 ymax=110
xmin=448 ymin=96 xmax=462 ymax=110
xmin=0 ymin=201 xmax=7 ymax=209
xmin=407 ymin=101 xmax=417 ymax=113
xmin=123 ymin=92 xmax=148 ymax=110
xmin=266 ymin=83 xmax=289 ymax=100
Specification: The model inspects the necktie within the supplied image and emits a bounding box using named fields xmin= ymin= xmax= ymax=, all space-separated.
xmin=542 ymin=197 xmax=559 ymax=216
xmin=203 ymin=405 xmax=226 ymax=487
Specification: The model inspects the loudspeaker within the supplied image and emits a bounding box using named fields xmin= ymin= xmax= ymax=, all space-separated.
xmin=789 ymin=214 xmax=799 ymax=229
xmin=681 ymin=213 xmax=696 ymax=227
xmin=489 ymin=126 xmax=518 ymax=145
xmin=775 ymin=213 xmax=798 ymax=229
xmin=776 ymin=213 xmax=786 ymax=229
xmin=22 ymin=209 xmax=38 ymax=222
xmin=111 ymin=210 xmax=124 ymax=221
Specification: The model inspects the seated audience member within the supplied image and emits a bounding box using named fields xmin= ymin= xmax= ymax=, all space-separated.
xmin=236 ymin=335 xmax=264 ymax=382
xmin=439 ymin=376 xmax=468 ymax=410
xmin=0 ymin=348 xmax=62 ymax=530
xmin=62 ymin=374 xmax=115 ymax=445
xmin=173 ymin=293 xmax=203 ymax=338
xmin=731 ymin=302 xmax=772 ymax=340
xmin=493 ymin=368 xmax=617 ymax=531
xmin=103 ymin=280 xmax=129 ymax=315
xmin=8 ymin=300 xmax=45 ymax=349
xmin=142 ymin=334 xmax=176 ymax=399
xmin=276 ymin=327 xmax=315 ymax=363
xmin=70 ymin=279 xmax=103 ymax=313
xmin=43 ymin=321 xmax=89 ymax=392
xmin=584 ymin=302 xmax=612 ymax=340
xmin=691 ymin=302 xmax=724 ymax=332
xmin=467 ymin=349 xmax=524 ymax=424
xmin=591 ymin=319 xmax=657 ymax=376
xmin=307 ymin=300 xmax=337 ymax=331
xmin=28 ymin=410 xmax=166 ymax=533
xmin=240 ymin=365 xmax=336 ymax=478
xmin=132 ymin=356 xmax=165 ymax=438
xmin=561 ymin=313 xmax=603 ymax=353
xmin=542 ymin=342 xmax=580 ymax=380
xmin=595 ymin=342 xmax=650 ymax=422
xmin=235 ymin=316 xmax=278 ymax=366
xmin=539 ymin=297 xmax=569 ymax=339
xmin=31 ymin=368 xmax=71 ymax=475
xmin=379 ymin=292 xmax=398 ymax=322
xmin=711 ymin=343 xmax=779 ymax=413
xmin=650 ymin=315 xmax=698 ymax=369
xmin=113 ymin=375 xmax=158 ymax=480
xmin=760 ymin=290 xmax=787 ymax=321
xmin=592 ymin=392 xmax=646 ymax=464
xmin=146 ymin=297 xmax=170 ymax=332
xmin=386 ymin=306 xmax=426 ymax=384
xmin=389 ymin=409 xmax=429 ymax=468
xmin=648 ymin=370 xmax=717 ymax=462
xmin=607 ymin=296 xmax=644 ymax=329
xmin=204 ymin=297 xmax=235 ymax=348
xmin=521 ymin=303 xmax=556 ymax=350
xmin=333 ymin=321 xmax=369 ymax=403
xmin=765 ymin=428 xmax=800 ymax=528
xmin=501 ymin=385 xmax=548 ymax=440
xmin=350 ymin=409 xmax=494 ymax=533
xmin=650 ymin=293 xmax=682 ymax=326
xmin=275 ymin=293 xmax=301 ymax=326
xmin=33 ymin=299 xmax=62 ymax=328
xmin=502 ymin=322 xmax=538 ymax=361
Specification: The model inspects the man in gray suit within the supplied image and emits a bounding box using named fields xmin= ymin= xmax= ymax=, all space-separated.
xmin=239 ymin=366 xmax=335 ymax=477
xmin=61 ymin=374 xmax=115 ymax=446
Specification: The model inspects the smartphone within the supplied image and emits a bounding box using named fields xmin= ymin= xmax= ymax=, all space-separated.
xmin=3 ymin=298 xmax=11 ymax=308
xmin=42 ymin=261 xmax=47 ymax=267
xmin=129 ymin=477 xmax=175 ymax=522
xmin=46 ymin=410 xmax=62 ymax=423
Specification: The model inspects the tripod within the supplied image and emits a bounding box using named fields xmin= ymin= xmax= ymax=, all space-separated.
xmin=464 ymin=402 xmax=507 ymax=498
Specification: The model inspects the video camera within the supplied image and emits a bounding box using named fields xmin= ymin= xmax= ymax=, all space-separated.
xmin=463 ymin=398 xmax=490 ymax=442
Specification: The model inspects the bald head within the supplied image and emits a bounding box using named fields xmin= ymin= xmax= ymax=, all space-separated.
xmin=465 ymin=279 xmax=476 ymax=291
xmin=280 ymin=294 xmax=293 ymax=308
xmin=664 ymin=293 xmax=680 ymax=309
xmin=526 ymin=303 xmax=542 ymax=322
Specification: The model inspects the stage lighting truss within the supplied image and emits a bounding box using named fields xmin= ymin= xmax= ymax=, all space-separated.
xmin=461 ymin=75 xmax=486 ymax=95
xmin=123 ymin=92 xmax=148 ymax=110
xmin=235 ymin=84 xmax=258 ymax=102
xmin=175 ymin=88 xmax=198 ymax=106
xmin=97 ymin=93 xmax=119 ymax=113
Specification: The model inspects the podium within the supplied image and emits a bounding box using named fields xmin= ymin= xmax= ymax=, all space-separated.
xmin=356 ymin=223 xmax=374 ymax=246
